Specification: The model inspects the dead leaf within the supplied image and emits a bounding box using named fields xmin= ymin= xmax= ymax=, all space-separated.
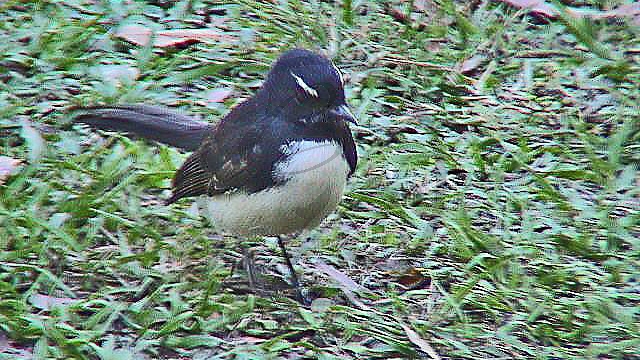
xmin=0 ymin=332 xmax=33 ymax=357
xmin=589 ymin=3 xmax=640 ymax=18
xmin=230 ymin=336 xmax=265 ymax=344
xmin=499 ymin=0 xmax=640 ymax=21
xmin=99 ymin=65 xmax=139 ymax=84
xmin=29 ymin=293 xmax=80 ymax=310
xmin=206 ymin=88 xmax=233 ymax=104
xmin=115 ymin=24 xmax=237 ymax=48
xmin=400 ymin=323 xmax=441 ymax=360
xmin=310 ymin=297 xmax=333 ymax=313
xmin=0 ymin=156 xmax=21 ymax=184
xmin=498 ymin=0 xmax=558 ymax=18
xmin=414 ymin=0 xmax=432 ymax=12
xmin=591 ymin=3 xmax=640 ymax=21
xmin=0 ymin=332 xmax=8 ymax=351
xmin=459 ymin=54 xmax=487 ymax=75
xmin=20 ymin=120 xmax=45 ymax=162
xmin=395 ymin=267 xmax=430 ymax=288
xmin=314 ymin=260 xmax=368 ymax=293
xmin=115 ymin=24 xmax=152 ymax=46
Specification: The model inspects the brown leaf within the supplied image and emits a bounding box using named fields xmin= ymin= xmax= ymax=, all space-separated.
xmin=385 ymin=4 xmax=410 ymax=24
xmin=115 ymin=24 xmax=237 ymax=48
xmin=0 ymin=156 xmax=21 ymax=184
xmin=396 ymin=267 xmax=430 ymax=288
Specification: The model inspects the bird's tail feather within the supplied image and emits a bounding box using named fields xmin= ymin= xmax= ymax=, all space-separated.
xmin=74 ymin=104 xmax=213 ymax=151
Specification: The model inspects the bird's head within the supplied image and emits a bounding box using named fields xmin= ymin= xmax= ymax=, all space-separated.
xmin=258 ymin=49 xmax=356 ymax=125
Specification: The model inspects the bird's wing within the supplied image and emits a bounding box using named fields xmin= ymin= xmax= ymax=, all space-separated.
xmin=165 ymin=148 xmax=212 ymax=204
xmin=166 ymin=114 xmax=281 ymax=204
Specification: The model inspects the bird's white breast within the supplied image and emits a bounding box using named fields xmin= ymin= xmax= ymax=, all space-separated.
xmin=198 ymin=140 xmax=349 ymax=236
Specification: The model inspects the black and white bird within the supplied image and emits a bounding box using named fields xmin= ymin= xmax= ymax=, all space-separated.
xmin=75 ymin=49 xmax=358 ymax=299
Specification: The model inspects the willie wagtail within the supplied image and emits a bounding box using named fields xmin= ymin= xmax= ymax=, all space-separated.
xmin=75 ymin=49 xmax=358 ymax=299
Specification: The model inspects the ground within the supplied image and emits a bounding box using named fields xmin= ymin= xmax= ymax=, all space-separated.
xmin=1 ymin=0 xmax=639 ymax=359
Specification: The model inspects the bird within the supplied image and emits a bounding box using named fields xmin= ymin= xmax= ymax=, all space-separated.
xmin=74 ymin=49 xmax=358 ymax=301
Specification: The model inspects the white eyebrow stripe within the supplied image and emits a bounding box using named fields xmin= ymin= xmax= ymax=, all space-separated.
xmin=290 ymin=72 xmax=318 ymax=97
xmin=331 ymin=62 xmax=344 ymax=85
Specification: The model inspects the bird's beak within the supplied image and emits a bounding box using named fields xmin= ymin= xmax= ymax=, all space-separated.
xmin=331 ymin=104 xmax=357 ymax=125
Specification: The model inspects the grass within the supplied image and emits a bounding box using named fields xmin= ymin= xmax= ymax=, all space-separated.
xmin=1 ymin=0 xmax=639 ymax=359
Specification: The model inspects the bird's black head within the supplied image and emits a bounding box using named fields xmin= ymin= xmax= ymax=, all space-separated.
xmin=257 ymin=49 xmax=355 ymax=124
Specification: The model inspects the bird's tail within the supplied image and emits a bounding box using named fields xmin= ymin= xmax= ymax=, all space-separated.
xmin=73 ymin=104 xmax=214 ymax=151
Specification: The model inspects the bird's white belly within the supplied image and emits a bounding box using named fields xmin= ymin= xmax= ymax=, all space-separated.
xmin=198 ymin=140 xmax=349 ymax=236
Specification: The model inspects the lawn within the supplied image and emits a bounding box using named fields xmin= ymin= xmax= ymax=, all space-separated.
xmin=1 ymin=0 xmax=639 ymax=359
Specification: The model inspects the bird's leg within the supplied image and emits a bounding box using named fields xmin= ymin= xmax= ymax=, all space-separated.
xmin=277 ymin=235 xmax=300 ymax=288
xmin=242 ymin=246 xmax=258 ymax=289
xmin=277 ymin=235 xmax=306 ymax=303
